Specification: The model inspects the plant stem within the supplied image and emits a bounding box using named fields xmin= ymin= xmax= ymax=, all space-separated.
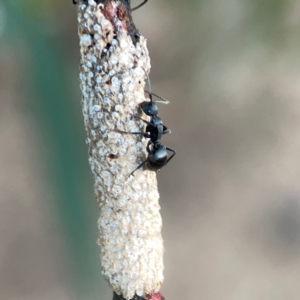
xmin=76 ymin=1 xmax=164 ymax=299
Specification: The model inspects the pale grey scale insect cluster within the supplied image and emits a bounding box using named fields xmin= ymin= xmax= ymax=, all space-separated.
xmin=77 ymin=1 xmax=164 ymax=298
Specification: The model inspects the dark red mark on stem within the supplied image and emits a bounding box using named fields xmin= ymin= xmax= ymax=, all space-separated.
xmin=148 ymin=292 xmax=165 ymax=300
xmin=112 ymin=292 xmax=165 ymax=300
xmin=101 ymin=0 xmax=140 ymax=45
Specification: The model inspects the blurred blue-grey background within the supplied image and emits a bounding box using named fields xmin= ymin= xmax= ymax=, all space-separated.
xmin=1 ymin=0 xmax=300 ymax=299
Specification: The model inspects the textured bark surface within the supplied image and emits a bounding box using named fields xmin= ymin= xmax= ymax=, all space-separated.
xmin=76 ymin=1 xmax=164 ymax=298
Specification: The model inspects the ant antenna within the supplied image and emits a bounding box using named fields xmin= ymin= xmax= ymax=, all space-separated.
xmin=141 ymin=67 xmax=153 ymax=102
xmin=144 ymin=91 xmax=169 ymax=104
xmin=131 ymin=0 xmax=148 ymax=11
xmin=141 ymin=67 xmax=169 ymax=104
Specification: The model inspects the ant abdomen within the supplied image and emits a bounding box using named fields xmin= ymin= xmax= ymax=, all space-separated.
xmin=148 ymin=147 xmax=168 ymax=171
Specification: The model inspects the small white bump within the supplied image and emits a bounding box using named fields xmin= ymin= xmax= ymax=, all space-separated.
xmin=93 ymin=105 xmax=100 ymax=111
xmin=111 ymin=57 xmax=118 ymax=65
xmin=80 ymin=34 xmax=92 ymax=47
xmin=102 ymin=170 xmax=109 ymax=177
xmin=94 ymin=24 xmax=100 ymax=31
xmin=120 ymin=40 xmax=128 ymax=48
xmin=110 ymin=222 xmax=116 ymax=228
xmin=110 ymin=167 xmax=117 ymax=174
xmin=101 ymin=125 xmax=107 ymax=132
xmin=99 ymin=148 xmax=106 ymax=156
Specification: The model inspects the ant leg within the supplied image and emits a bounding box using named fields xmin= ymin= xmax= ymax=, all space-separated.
xmin=131 ymin=0 xmax=148 ymax=11
xmin=129 ymin=159 xmax=148 ymax=176
xmin=115 ymin=129 xmax=151 ymax=139
xmin=165 ymin=147 xmax=176 ymax=164
xmin=162 ymin=124 xmax=171 ymax=135
xmin=131 ymin=115 xmax=152 ymax=125
xmin=73 ymin=0 xmax=89 ymax=4
xmin=146 ymin=140 xmax=152 ymax=153
xmin=145 ymin=91 xmax=169 ymax=104
xmin=141 ymin=67 xmax=153 ymax=102
xmin=128 ymin=141 xmax=152 ymax=176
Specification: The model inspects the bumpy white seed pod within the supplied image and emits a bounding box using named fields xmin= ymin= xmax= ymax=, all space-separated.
xmin=76 ymin=1 xmax=164 ymax=298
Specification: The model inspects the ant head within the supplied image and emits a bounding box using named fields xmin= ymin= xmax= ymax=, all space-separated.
xmin=141 ymin=101 xmax=158 ymax=116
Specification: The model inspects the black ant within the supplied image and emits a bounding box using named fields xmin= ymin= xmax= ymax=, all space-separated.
xmin=116 ymin=69 xmax=176 ymax=176
xmin=72 ymin=0 xmax=148 ymax=12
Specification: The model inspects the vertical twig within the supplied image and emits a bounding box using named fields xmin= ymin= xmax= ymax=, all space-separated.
xmin=76 ymin=1 xmax=164 ymax=299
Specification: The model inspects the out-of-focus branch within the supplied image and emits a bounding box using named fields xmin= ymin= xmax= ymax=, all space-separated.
xmin=76 ymin=1 xmax=164 ymax=299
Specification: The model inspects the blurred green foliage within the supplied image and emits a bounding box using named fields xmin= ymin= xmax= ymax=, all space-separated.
xmin=2 ymin=1 xmax=102 ymax=298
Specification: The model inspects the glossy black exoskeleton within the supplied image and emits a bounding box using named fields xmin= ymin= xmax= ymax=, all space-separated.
xmin=128 ymin=140 xmax=176 ymax=176
xmin=124 ymin=113 xmax=169 ymax=144
xmin=117 ymin=70 xmax=176 ymax=176
xmin=137 ymin=69 xmax=171 ymax=142
xmin=117 ymin=70 xmax=170 ymax=145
